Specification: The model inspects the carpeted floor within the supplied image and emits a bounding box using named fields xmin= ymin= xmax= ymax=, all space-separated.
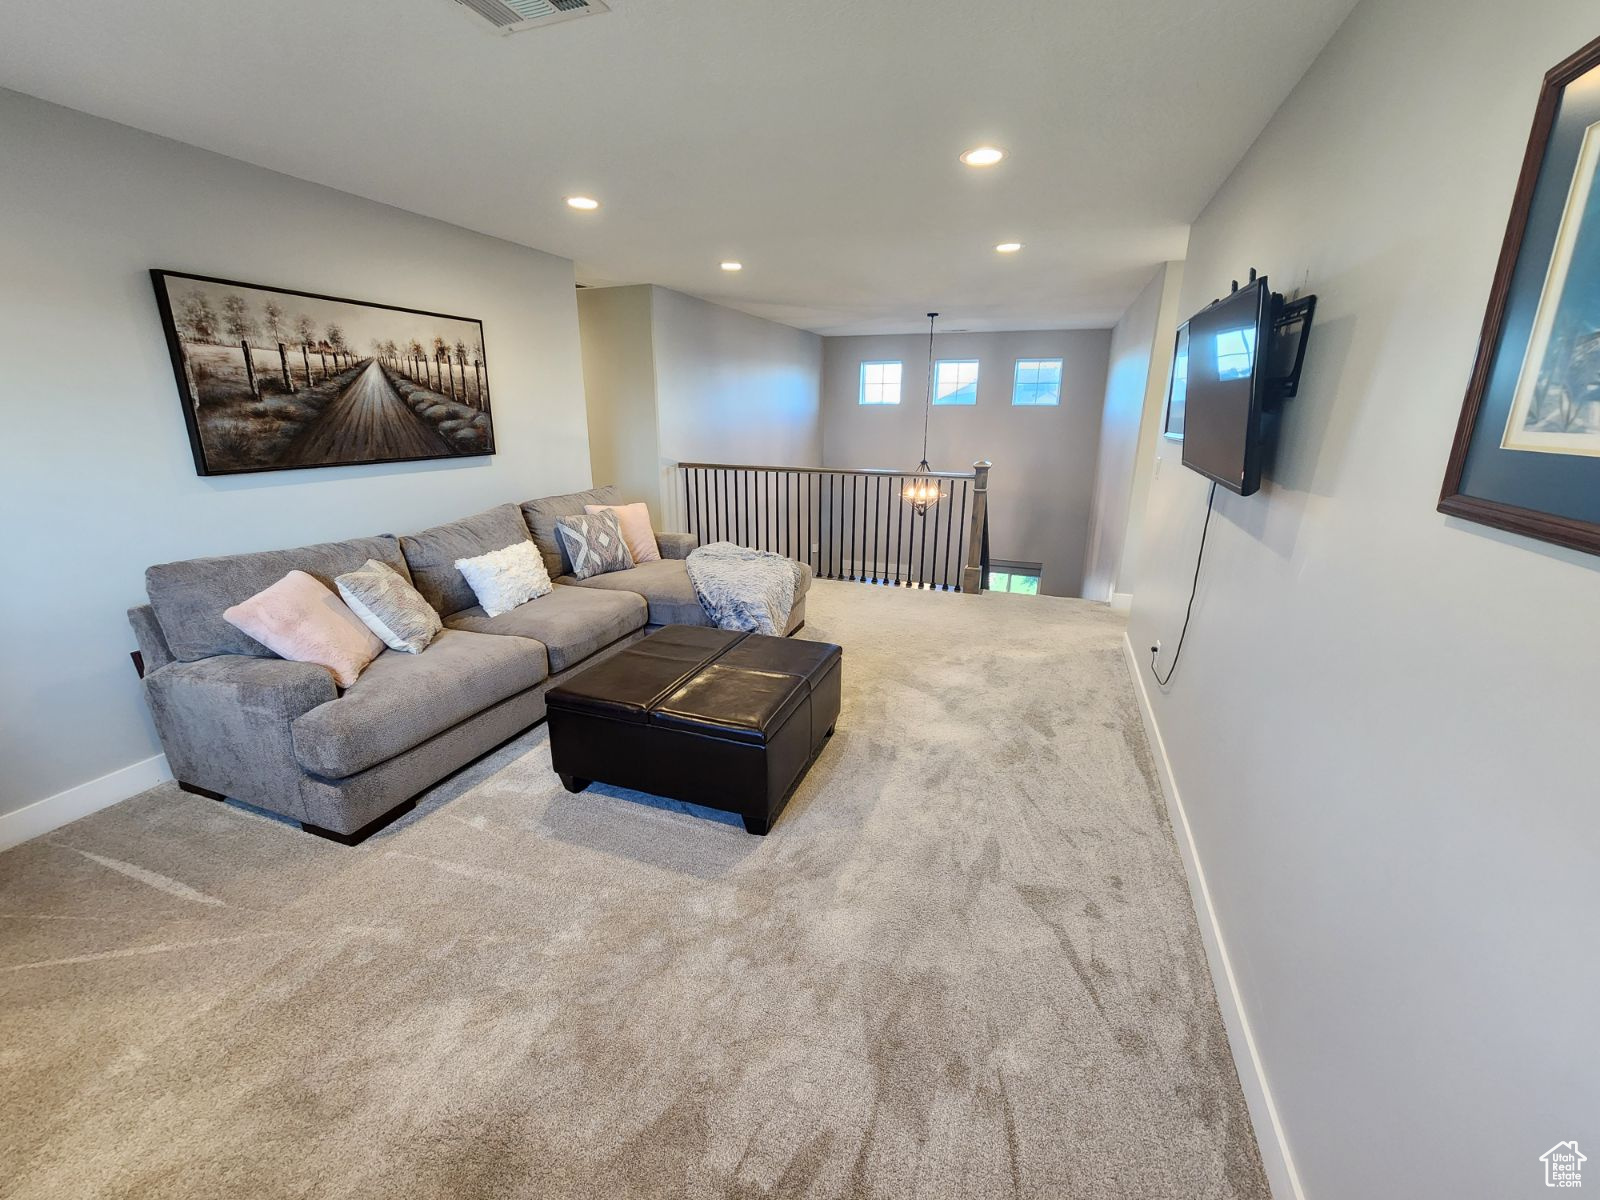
xmin=0 ymin=581 xmax=1267 ymax=1199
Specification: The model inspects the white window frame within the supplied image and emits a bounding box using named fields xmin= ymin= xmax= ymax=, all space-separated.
xmin=1012 ymin=358 xmax=1064 ymax=406
xmin=859 ymin=360 xmax=903 ymax=406
xmin=932 ymin=359 xmax=980 ymax=405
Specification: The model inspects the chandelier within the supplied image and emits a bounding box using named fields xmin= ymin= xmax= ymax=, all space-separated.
xmin=903 ymin=312 xmax=945 ymax=515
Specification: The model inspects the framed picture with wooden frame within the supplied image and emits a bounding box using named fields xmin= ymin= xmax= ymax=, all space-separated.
xmin=1439 ymin=34 xmax=1600 ymax=555
xmin=150 ymin=270 xmax=495 ymax=476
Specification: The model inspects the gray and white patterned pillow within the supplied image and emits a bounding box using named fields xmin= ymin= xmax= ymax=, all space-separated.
xmin=554 ymin=509 xmax=635 ymax=580
xmin=334 ymin=559 xmax=443 ymax=654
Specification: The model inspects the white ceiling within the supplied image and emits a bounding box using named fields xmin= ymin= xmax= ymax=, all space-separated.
xmin=0 ymin=0 xmax=1356 ymax=335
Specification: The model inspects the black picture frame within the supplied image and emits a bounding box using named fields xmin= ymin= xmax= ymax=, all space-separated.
xmin=1162 ymin=321 xmax=1189 ymax=440
xmin=150 ymin=270 xmax=495 ymax=476
xmin=1439 ymin=35 xmax=1600 ymax=555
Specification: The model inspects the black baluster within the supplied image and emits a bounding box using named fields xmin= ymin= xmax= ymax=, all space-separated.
xmin=858 ymin=474 xmax=867 ymax=582
xmin=838 ymin=473 xmax=851 ymax=582
xmin=917 ymin=490 xmax=929 ymax=589
xmin=827 ymin=474 xmax=836 ymax=579
xmin=889 ymin=477 xmax=900 ymax=585
xmin=897 ymin=477 xmax=908 ymax=586
xmin=934 ymin=480 xmax=947 ymax=592
xmin=841 ymin=474 xmax=850 ymax=580
xmin=804 ymin=473 xmax=811 ymax=569
xmin=876 ymin=483 xmax=889 ymax=588
xmin=955 ymin=479 xmax=969 ymax=591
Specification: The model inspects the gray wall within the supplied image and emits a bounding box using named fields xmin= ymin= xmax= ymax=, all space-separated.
xmin=820 ymin=330 xmax=1110 ymax=596
xmin=1126 ymin=1 xmax=1600 ymax=1196
xmin=650 ymin=286 xmax=823 ymax=528
xmin=577 ymin=285 xmax=822 ymax=530
xmin=577 ymin=285 xmax=661 ymax=512
xmin=1116 ymin=261 xmax=1185 ymax=602
xmin=0 ymin=90 xmax=592 ymax=819
xmin=1083 ymin=264 xmax=1182 ymax=604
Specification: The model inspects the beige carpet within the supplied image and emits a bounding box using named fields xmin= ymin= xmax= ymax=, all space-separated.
xmin=0 ymin=581 xmax=1267 ymax=1199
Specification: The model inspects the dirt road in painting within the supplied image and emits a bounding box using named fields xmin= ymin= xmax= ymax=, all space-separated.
xmin=281 ymin=360 xmax=449 ymax=465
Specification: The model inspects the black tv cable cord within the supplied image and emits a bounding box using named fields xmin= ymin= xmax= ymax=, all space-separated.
xmin=1149 ymin=481 xmax=1217 ymax=687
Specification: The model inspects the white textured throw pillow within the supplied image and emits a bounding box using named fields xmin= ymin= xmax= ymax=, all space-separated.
xmin=454 ymin=540 xmax=553 ymax=617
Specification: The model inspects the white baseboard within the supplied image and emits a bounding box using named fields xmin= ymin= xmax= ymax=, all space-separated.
xmin=1121 ymin=633 xmax=1305 ymax=1200
xmin=0 ymin=754 xmax=171 ymax=852
xmin=1110 ymin=591 xmax=1134 ymax=612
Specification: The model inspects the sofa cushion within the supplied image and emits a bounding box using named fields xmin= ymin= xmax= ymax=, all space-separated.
xmin=521 ymin=485 xmax=620 ymax=578
xmin=445 ymin=583 xmax=647 ymax=673
xmin=399 ymin=503 xmax=531 ymax=617
xmin=559 ymin=557 xmax=712 ymax=627
xmin=291 ymin=628 xmax=547 ymax=779
xmin=147 ymin=535 xmax=409 ymax=663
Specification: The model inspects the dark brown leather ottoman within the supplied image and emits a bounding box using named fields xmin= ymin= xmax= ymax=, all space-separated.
xmin=545 ymin=625 xmax=842 ymax=834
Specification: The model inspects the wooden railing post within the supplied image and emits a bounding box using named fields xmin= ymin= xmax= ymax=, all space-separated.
xmin=961 ymin=459 xmax=991 ymax=593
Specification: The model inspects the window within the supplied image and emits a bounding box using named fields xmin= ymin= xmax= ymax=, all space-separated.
xmin=933 ymin=359 xmax=980 ymax=405
xmin=1214 ymin=326 xmax=1257 ymax=381
xmin=986 ymin=563 xmax=1042 ymax=594
xmin=859 ymin=361 xmax=902 ymax=405
xmin=1012 ymin=358 xmax=1063 ymax=406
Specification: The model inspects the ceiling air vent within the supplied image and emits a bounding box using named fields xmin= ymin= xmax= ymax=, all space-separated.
xmin=455 ymin=0 xmax=610 ymax=34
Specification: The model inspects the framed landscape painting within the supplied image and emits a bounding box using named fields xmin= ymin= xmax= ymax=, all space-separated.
xmin=151 ymin=270 xmax=494 ymax=476
xmin=1439 ymin=34 xmax=1600 ymax=554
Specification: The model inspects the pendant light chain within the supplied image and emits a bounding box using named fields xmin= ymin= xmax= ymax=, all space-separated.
xmin=902 ymin=311 xmax=943 ymax=515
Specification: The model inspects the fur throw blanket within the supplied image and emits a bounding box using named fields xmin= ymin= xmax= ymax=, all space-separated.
xmin=685 ymin=542 xmax=801 ymax=635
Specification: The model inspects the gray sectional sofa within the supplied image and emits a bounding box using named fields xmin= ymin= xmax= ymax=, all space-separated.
xmin=127 ymin=485 xmax=812 ymax=843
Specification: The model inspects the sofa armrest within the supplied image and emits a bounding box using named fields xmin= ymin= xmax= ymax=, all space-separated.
xmin=127 ymin=604 xmax=175 ymax=673
xmin=656 ymin=531 xmax=699 ymax=560
xmin=142 ymin=655 xmax=338 ymax=815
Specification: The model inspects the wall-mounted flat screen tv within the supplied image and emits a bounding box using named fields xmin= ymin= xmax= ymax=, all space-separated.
xmin=1181 ymin=277 xmax=1274 ymax=495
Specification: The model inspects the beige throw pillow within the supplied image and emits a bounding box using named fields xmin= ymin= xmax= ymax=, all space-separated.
xmin=584 ymin=501 xmax=660 ymax=564
xmin=223 ymin=570 xmax=383 ymax=687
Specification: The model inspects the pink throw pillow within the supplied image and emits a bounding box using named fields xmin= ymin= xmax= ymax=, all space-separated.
xmin=223 ymin=570 xmax=384 ymax=688
xmin=584 ymin=501 xmax=660 ymax=564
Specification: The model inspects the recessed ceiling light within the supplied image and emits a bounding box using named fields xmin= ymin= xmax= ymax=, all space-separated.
xmin=995 ymin=242 xmax=1023 ymax=253
xmin=721 ymin=261 xmax=743 ymax=272
xmin=960 ymin=145 xmax=1005 ymax=167
xmin=565 ymin=196 xmax=600 ymax=210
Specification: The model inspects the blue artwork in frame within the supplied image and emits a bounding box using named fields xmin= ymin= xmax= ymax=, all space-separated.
xmin=1501 ymin=118 xmax=1600 ymax=456
xmin=1441 ymin=35 xmax=1600 ymax=555
xmin=1163 ymin=322 xmax=1190 ymax=440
